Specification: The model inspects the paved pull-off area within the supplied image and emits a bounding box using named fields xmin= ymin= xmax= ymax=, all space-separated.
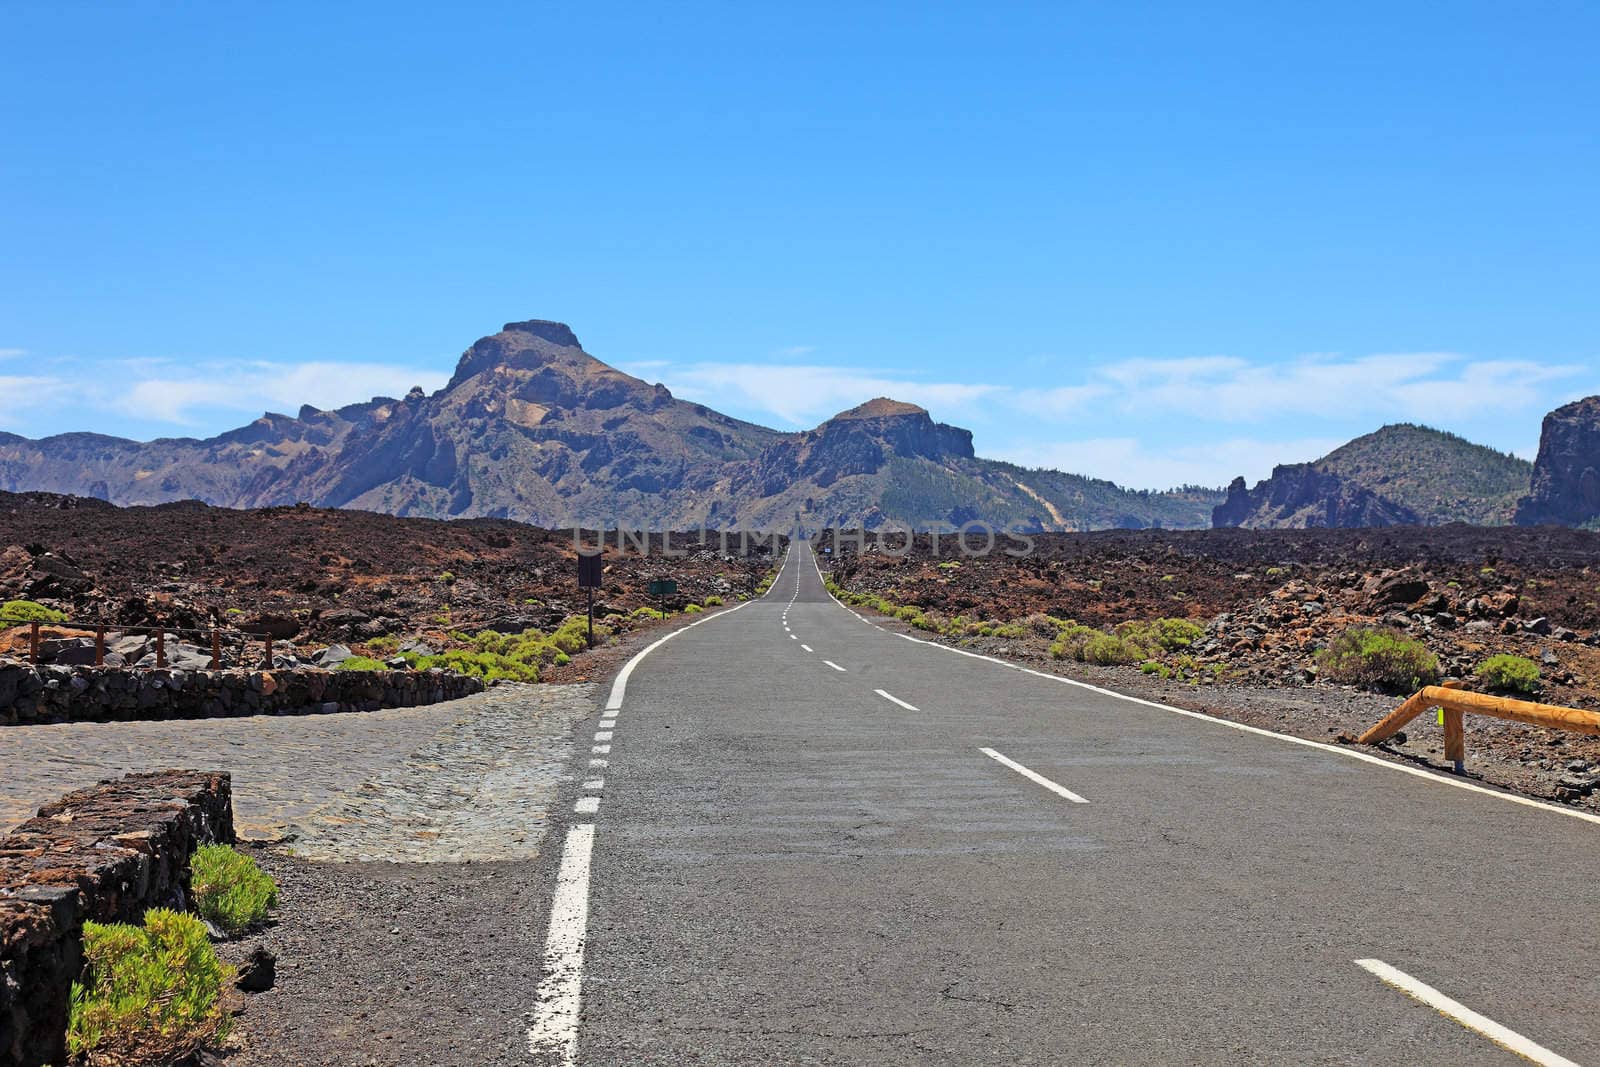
xmin=532 ymin=542 xmax=1600 ymax=1066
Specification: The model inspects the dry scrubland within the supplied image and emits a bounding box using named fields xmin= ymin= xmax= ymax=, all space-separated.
xmin=824 ymin=525 xmax=1600 ymax=806
xmin=0 ymin=492 xmax=780 ymax=685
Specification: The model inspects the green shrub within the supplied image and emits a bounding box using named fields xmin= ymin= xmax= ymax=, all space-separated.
xmin=894 ymin=605 xmax=922 ymax=622
xmin=1317 ymin=627 xmax=1440 ymax=691
xmin=0 ymin=599 xmax=67 ymax=625
xmin=1080 ymin=633 xmax=1145 ymax=666
xmin=1049 ymin=624 xmax=1101 ymax=660
xmin=1149 ymin=618 xmax=1205 ymax=650
xmin=190 ymin=844 xmax=278 ymax=935
xmin=437 ymin=571 xmax=456 ymax=584
xmin=684 ymin=603 xmax=704 ymax=614
xmin=366 ymin=635 xmax=399 ymax=654
xmin=337 ymin=655 xmax=389 ymax=672
xmin=1021 ymin=613 xmax=1070 ymax=638
xmin=937 ymin=560 xmax=961 ymax=570
xmin=69 ymin=909 xmax=230 ymax=1063
xmin=704 ymin=595 xmax=724 ymax=606
xmin=1141 ymin=660 xmax=1173 ymax=679
xmin=1476 ymin=654 xmax=1541 ymax=694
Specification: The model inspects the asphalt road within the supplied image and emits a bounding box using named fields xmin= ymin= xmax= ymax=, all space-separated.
xmin=529 ymin=541 xmax=1600 ymax=1066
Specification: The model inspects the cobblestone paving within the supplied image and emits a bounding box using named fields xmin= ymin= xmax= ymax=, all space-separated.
xmin=0 ymin=683 xmax=597 ymax=862
xmin=288 ymin=683 xmax=594 ymax=862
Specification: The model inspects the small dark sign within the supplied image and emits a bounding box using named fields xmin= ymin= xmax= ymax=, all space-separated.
xmin=578 ymin=551 xmax=603 ymax=589
xmin=648 ymin=579 xmax=678 ymax=596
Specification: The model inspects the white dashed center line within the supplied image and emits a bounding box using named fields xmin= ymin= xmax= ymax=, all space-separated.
xmin=592 ymin=744 xmax=611 ymax=755
xmin=1355 ymin=959 xmax=1580 ymax=1067
xmin=594 ymin=731 xmax=613 ymax=742
xmin=823 ymin=660 xmax=847 ymax=672
xmin=801 ymin=644 xmax=813 ymax=652
xmin=573 ymin=796 xmax=600 ymax=815
xmin=981 ymin=747 xmax=1088 ymax=803
xmin=874 ymin=688 xmax=916 ymax=709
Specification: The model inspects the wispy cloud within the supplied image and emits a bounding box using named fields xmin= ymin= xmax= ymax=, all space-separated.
xmin=0 ymin=348 xmax=26 ymax=360
xmin=660 ymin=362 xmax=1004 ymax=427
xmin=110 ymin=361 xmax=450 ymax=424
xmin=1090 ymin=352 xmax=1583 ymax=422
xmin=646 ymin=350 xmax=1581 ymax=430
xmin=0 ymin=376 xmax=71 ymax=430
xmin=996 ymin=435 xmax=1348 ymax=490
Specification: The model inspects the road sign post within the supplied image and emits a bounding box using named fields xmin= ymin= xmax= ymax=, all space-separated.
xmin=578 ymin=551 xmax=603 ymax=648
xmin=648 ymin=579 xmax=678 ymax=619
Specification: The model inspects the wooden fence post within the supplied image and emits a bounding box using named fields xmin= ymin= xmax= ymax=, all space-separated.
xmin=29 ymin=620 xmax=39 ymax=665
xmin=1442 ymin=708 xmax=1465 ymax=774
xmin=211 ymin=628 xmax=221 ymax=669
xmin=155 ymin=630 xmax=166 ymax=669
xmin=95 ymin=626 xmax=105 ymax=667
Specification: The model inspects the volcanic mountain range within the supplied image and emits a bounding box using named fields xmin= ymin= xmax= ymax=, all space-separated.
xmin=1 ymin=318 xmax=1594 ymax=531
xmin=0 ymin=320 xmax=1219 ymax=531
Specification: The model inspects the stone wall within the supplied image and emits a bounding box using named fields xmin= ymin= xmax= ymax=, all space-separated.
xmin=0 ymin=663 xmax=485 ymax=725
xmin=0 ymin=770 xmax=234 ymax=1067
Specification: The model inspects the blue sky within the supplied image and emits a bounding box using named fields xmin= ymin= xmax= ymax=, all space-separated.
xmin=2 ymin=2 xmax=1595 ymax=489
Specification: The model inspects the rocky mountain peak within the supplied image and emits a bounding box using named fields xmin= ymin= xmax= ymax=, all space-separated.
xmin=501 ymin=319 xmax=581 ymax=347
xmin=829 ymin=398 xmax=929 ymax=421
xmin=446 ymin=319 xmax=598 ymax=391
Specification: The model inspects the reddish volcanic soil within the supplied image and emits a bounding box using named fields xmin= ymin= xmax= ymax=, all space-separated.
xmin=821 ymin=525 xmax=1600 ymax=811
xmin=0 ymin=493 xmax=782 ymax=661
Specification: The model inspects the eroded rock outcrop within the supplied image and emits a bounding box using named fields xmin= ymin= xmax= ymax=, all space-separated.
xmin=1517 ymin=396 xmax=1600 ymax=528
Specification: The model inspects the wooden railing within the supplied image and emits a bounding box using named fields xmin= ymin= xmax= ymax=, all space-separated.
xmin=14 ymin=618 xmax=261 ymax=669
xmin=1358 ymin=682 xmax=1600 ymax=773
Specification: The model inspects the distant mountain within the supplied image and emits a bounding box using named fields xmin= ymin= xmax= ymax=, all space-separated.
xmin=1516 ymin=396 xmax=1600 ymax=528
xmin=1214 ymin=424 xmax=1532 ymax=529
xmin=0 ymin=319 xmax=1219 ymax=531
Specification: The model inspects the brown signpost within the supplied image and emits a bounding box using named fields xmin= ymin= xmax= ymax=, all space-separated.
xmin=578 ymin=551 xmax=603 ymax=648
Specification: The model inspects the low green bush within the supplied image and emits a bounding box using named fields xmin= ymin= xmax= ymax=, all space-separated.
xmin=0 ymin=599 xmax=67 ymax=625
xmin=1475 ymin=653 xmax=1541 ymax=694
xmin=684 ymin=603 xmax=704 ymax=614
xmin=1316 ymin=627 xmax=1440 ymax=692
xmin=1080 ymin=633 xmax=1145 ymax=666
xmin=69 ymin=908 xmax=230 ymax=1064
xmin=704 ymin=595 xmax=724 ymax=606
xmin=365 ymin=635 xmax=400 ymax=654
xmin=337 ymin=655 xmax=388 ymax=672
xmin=1049 ymin=624 xmax=1102 ymax=660
xmin=190 ymin=844 xmax=278 ymax=935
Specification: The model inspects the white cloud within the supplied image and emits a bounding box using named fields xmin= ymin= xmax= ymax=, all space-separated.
xmin=0 ymin=376 xmax=71 ymax=430
xmin=660 ymin=362 xmax=1004 ymax=427
xmin=0 ymin=348 xmax=25 ymax=360
xmin=112 ymin=362 xmax=449 ymax=425
xmin=1090 ymin=352 xmax=1584 ymax=422
xmin=995 ymin=435 xmax=1348 ymax=491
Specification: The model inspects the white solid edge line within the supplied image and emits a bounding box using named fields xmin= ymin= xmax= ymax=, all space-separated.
xmin=981 ymin=746 xmax=1089 ymax=803
xmin=874 ymin=687 xmax=918 ymax=710
xmin=1355 ymin=959 xmax=1581 ymax=1067
xmin=823 ymin=659 xmax=846 ymax=672
xmin=802 ymin=544 xmax=1600 ymax=828
xmin=605 ymin=598 xmax=752 ymax=710
xmin=526 ymin=823 xmax=596 ymax=1065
